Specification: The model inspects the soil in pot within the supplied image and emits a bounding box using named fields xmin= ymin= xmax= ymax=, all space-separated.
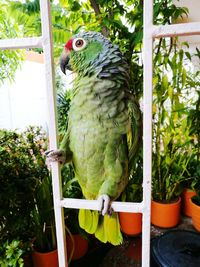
xmin=151 ymin=197 xmax=181 ymax=228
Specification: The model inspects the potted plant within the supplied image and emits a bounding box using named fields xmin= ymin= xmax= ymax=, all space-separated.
xmin=151 ymin=32 xmax=200 ymax=228
xmin=182 ymin=89 xmax=200 ymax=217
xmin=151 ymin=121 xmax=194 ymax=228
xmin=152 ymin=91 xmax=193 ymax=227
xmin=0 ymin=126 xmax=58 ymax=267
xmin=0 ymin=126 xmax=57 ymax=267
xmin=151 ymin=142 xmax=192 ymax=228
xmin=31 ymin=174 xmax=58 ymax=267
xmin=119 ymin=151 xmax=143 ymax=236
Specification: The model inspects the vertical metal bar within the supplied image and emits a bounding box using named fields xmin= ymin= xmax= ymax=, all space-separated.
xmin=142 ymin=1 xmax=153 ymax=267
xmin=39 ymin=1 xmax=68 ymax=266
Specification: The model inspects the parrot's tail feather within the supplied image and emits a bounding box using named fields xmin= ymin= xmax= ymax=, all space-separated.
xmin=95 ymin=216 xmax=107 ymax=243
xmin=104 ymin=213 xmax=122 ymax=245
xmin=78 ymin=209 xmax=99 ymax=234
xmin=79 ymin=210 xmax=123 ymax=245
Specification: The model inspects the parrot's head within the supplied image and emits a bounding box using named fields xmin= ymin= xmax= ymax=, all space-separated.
xmin=60 ymin=31 xmax=124 ymax=76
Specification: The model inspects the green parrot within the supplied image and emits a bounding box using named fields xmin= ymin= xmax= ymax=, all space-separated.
xmin=47 ymin=31 xmax=142 ymax=245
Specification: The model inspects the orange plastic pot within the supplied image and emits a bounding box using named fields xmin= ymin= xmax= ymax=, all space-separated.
xmin=181 ymin=188 xmax=196 ymax=217
xmin=151 ymin=197 xmax=181 ymax=228
xmin=190 ymin=198 xmax=200 ymax=231
xmin=119 ymin=212 xmax=142 ymax=236
xmin=32 ymin=249 xmax=58 ymax=267
xmin=66 ymin=234 xmax=88 ymax=261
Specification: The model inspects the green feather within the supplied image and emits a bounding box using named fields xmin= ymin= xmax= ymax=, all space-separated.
xmin=95 ymin=217 xmax=107 ymax=243
xmin=95 ymin=213 xmax=123 ymax=245
xmin=105 ymin=213 xmax=122 ymax=245
xmin=79 ymin=209 xmax=99 ymax=234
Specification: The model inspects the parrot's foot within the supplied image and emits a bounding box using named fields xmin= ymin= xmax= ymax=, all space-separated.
xmin=45 ymin=149 xmax=66 ymax=165
xmin=98 ymin=194 xmax=113 ymax=216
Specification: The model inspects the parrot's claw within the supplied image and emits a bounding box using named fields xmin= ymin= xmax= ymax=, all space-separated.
xmin=98 ymin=194 xmax=112 ymax=216
xmin=45 ymin=149 xmax=66 ymax=165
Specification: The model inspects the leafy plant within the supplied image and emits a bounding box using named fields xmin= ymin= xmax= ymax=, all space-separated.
xmin=7 ymin=0 xmax=71 ymax=57
xmin=0 ymin=0 xmax=24 ymax=84
xmin=0 ymin=239 xmax=28 ymax=267
xmin=32 ymin=174 xmax=57 ymax=253
xmin=22 ymin=128 xmax=57 ymax=253
xmin=0 ymin=126 xmax=48 ymax=243
xmin=152 ymin=35 xmax=200 ymax=202
xmin=121 ymin=148 xmax=143 ymax=202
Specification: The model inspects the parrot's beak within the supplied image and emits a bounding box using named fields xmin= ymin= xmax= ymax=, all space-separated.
xmin=60 ymin=50 xmax=72 ymax=74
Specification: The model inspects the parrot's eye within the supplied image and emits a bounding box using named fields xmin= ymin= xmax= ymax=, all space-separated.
xmin=72 ymin=38 xmax=87 ymax=51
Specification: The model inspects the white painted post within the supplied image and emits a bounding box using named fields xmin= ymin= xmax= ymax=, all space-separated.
xmin=39 ymin=1 xmax=67 ymax=266
xmin=0 ymin=37 xmax=43 ymax=50
xmin=152 ymin=22 xmax=200 ymax=38
xmin=142 ymin=1 xmax=153 ymax=266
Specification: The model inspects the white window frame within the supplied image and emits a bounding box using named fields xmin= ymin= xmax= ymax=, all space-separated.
xmin=0 ymin=0 xmax=200 ymax=266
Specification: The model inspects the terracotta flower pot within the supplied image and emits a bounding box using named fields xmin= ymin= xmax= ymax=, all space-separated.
xmin=190 ymin=198 xmax=200 ymax=231
xmin=32 ymin=249 xmax=58 ymax=267
xmin=181 ymin=188 xmax=196 ymax=217
xmin=119 ymin=212 xmax=142 ymax=236
xmin=151 ymin=197 xmax=181 ymax=228
xmin=66 ymin=234 xmax=88 ymax=261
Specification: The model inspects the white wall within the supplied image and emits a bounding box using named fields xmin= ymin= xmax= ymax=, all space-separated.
xmin=0 ymin=52 xmax=73 ymax=132
xmin=0 ymin=60 xmax=48 ymax=131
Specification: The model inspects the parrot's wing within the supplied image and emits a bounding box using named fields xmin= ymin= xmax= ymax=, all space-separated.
xmin=59 ymin=129 xmax=73 ymax=163
xmin=127 ymin=93 xmax=142 ymax=173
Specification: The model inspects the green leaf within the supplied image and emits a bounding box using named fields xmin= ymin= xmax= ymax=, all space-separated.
xmin=168 ymin=86 xmax=173 ymax=100
xmin=153 ymin=75 xmax=159 ymax=85
xmin=185 ymin=51 xmax=192 ymax=61
xmin=161 ymin=74 xmax=169 ymax=92
xmin=182 ymin=68 xmax=187 ymax=87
